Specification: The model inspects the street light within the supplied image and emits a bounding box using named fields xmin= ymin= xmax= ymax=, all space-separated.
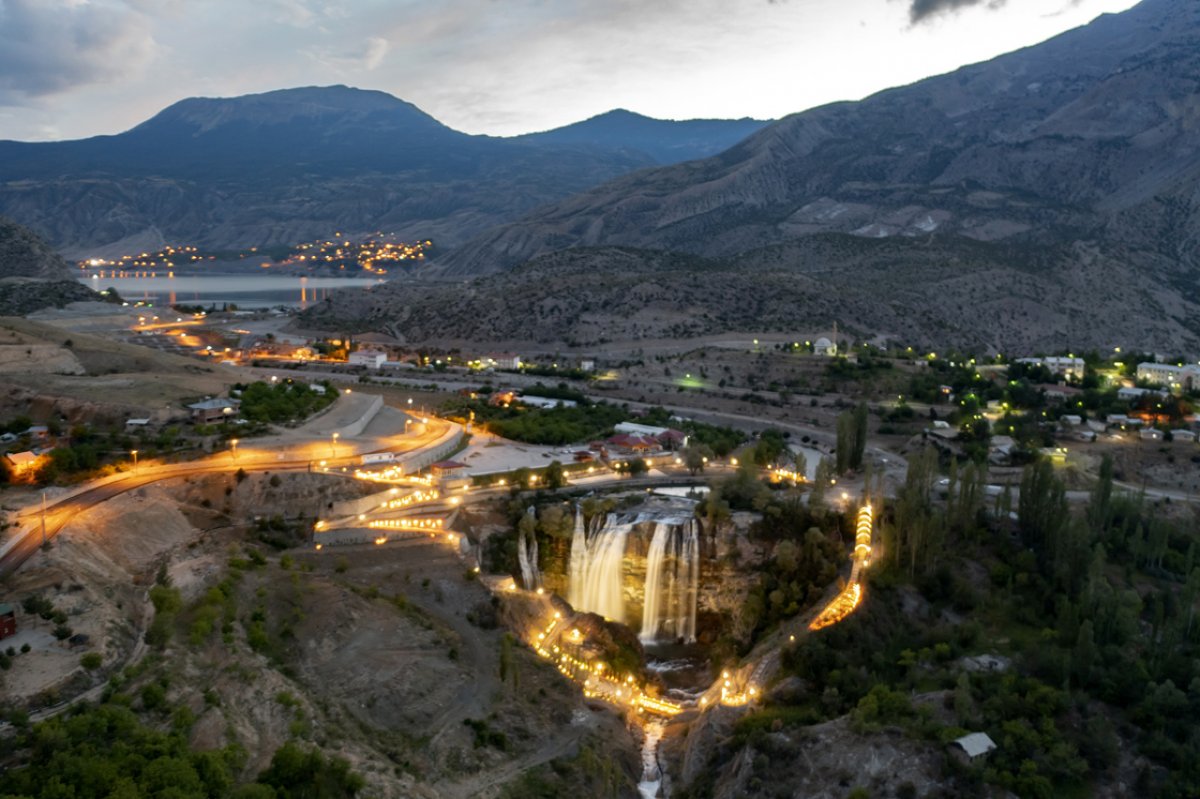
xmin=330 ymin=432 xmax=339 ymax=457
xmin=130 ymin=449 xmax=139 ymax=474
xmin=230 ymin=439 xmax=239 ymax=460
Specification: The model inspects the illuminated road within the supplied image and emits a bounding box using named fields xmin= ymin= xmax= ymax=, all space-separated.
xmin=1 ymin=417 xmax=456 ymax=578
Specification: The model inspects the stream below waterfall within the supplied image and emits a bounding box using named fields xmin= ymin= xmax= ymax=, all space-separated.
xmin=637 ymin=720 xmax=666 ymax=799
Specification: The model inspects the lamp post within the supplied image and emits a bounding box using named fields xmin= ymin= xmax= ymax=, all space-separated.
xmin=230 ymin=439 xmax=239 ymax=461
xmin=131 ymin=449 xmax=139 ymax=474
xmin=330 ymin=432 xmax=339 ymax=458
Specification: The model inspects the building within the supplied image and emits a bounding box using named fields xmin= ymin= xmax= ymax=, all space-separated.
xmin=3 ymin=451 xmax=45 ymax=482
xmin=521 ymin=395 xmax=578 ymax=409
xmin=1140 ymin=428 xmax=1163 ymax=441
xmin=125 ymin=418 xmax=152 ymax=428
xmin=949 ymin=733 xmax=997 ymax=765
xmin=430 ymin=460 xmax=468 ymax=478
xmin=615 ymin=422 xmax=670 ymax=438
xmin=656 ymin=429 xmax=688 ymax=450
xmin=1016 ymin=357 xmax=1086 ymax=380
xmin=606 ymin=433 xmax=658 ymax=454
xmin=579 ymin=359 xmax=596 ymax=372
xmin=348 ymin=349 xmax=387 ymax=368
xmin=1172 ymin=429 xmax=1197 ymax=443
xmin=1137 ymin=362 xmax=1200 ymax=390
xmin=485 ymin=353 xmax=521 ymax=370
xmin=0 ymin=604 xmax=14 ymax=640
xmin=813 ymin=337 xmax=837 ymax=357
xmin=1061 ymin=415 xmax=1082 ymax=426
xmin=187 ymin=398 xmax=240 ymax=424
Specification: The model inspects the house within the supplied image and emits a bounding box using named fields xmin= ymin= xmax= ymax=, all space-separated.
xmin=485 ymin=353 xmax=521 ymax=370
xmin=125 ymin=418 xmax=152 ymax=428
xmin=573 ymin=450 xmax=595 ymax=463
xmin=949 ymin=732 xmax=997 ymax=765
xmin=0 ymin=604 xmax=14 ymax=640
xmin=656 ymin=429 xmax=688 ymax=450
xmin=3 ymin=451 xmax=44 ymax=482
xmin=813 ymin=337 xmax=837 ymax=357
xmin=579 ymin=359 xmax=596 ymax=372
xmin=606 ymin=433 xmax=658 ymax=454
xmin=309 ymin=383 xmax=327 ymax=395
xmin=1061 ymin=415 xmax=1082 ymax=426
xmin=1106 ymin=414 xmax=1129 ymax=426
xmin=348 ymin=349 xmax=387 ymax=368
xmin=430 ymin=460 xmax=468 ymax=478
xmin=1140 ymin=428 xmax=1163 ymax=441
xmin=187 ymin=398 xmax=240 ymax=424
xmin=25 ymin=425 xmax=49 ymax=440
xmin=488 ymin=390 xmax=518 ymax=408
xmin=1172 ymin=429 xmax=1197 ymax=443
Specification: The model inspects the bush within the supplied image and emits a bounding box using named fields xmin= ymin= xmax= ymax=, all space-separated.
xmin=80 ymin=652 xmax=103 ymax=670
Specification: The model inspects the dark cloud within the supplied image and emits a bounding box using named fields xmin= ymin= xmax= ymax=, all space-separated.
xmin=909 ymin=0 xmax=1007 ymax=24
xmin=0 ymin=0 xmax=155 ymax=103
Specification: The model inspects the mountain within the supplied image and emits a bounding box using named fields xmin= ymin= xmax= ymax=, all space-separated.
xmin=439 ymin=0 xmax=1200 ymax=295
xmin=520 ymin=109 xmax=769 ymax=165
xmin=302 ymin=236 xmax=1198 ymax=354
xmin=0 ymin=87 xmax=769 ymax=257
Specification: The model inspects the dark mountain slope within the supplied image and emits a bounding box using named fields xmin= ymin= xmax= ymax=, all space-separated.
xmin=0 ymin=87 xmax=768 ymax=256
xmin=439 ymin=0 xmax=1200 ymax=276
xmin=0 ymin=217 xmax=97 ymax=314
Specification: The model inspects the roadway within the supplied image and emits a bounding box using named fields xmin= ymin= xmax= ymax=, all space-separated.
xmin=1 ymin=416 xmax=457 ymax=577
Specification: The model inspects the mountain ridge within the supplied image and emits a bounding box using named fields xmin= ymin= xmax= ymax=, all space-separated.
xmin=0 ymin=86 xmax=770 ymax=256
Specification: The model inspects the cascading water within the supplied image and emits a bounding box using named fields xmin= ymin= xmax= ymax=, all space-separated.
xmin=639 ymin=518 xmax=700 ymax=644
xmin=517 ymin=506 xmax=541 ymax=590
xmin=568 ymin=511 xmax=632 ymax=622
xmin=567 ymin=507 xmax=587 ymax=608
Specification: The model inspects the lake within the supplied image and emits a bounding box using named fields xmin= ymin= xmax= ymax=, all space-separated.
xmin=78 ymin=273 xmax=385 ymax=309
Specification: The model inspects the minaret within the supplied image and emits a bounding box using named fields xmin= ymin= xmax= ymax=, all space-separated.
xmin=832 ymin=321 xmax=839 ymax=356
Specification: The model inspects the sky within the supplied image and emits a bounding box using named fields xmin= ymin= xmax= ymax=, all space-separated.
xmin=0 ymin=0 xmax=1143 ymax=142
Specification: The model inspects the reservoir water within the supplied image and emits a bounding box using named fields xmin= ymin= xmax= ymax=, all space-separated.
xmin=78 ymin=273 xmax=385 ymax=309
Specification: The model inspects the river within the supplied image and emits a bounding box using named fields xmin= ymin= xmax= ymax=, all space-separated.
xmin=78 ymin=273 xmax=385 ymax=309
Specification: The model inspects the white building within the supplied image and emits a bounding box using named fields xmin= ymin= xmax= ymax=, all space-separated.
xmin=1136 ymin=362 xmax=1200 ymax=390
xmin=813 ymin=337 xmax=837 ymax=357
xmin=950 ymin=733 xmax=997 ymax=764
xmin=1015 ymin=356 xmax=1086 ymax=380
xmin=1140 ymin=428 xmax=1163 ymax=441
xmin=1171 ymin=429 xmax=1197 ymax=443
xmin=485 ymin=353 xmax=521 ymax=370
xmin=349 ymin=350 xmax=386 ymax=368
xmin=521 ymin=395 xmax=577 ymax=410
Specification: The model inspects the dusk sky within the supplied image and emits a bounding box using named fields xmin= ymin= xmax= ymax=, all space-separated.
xmin=0 ymin=0 xmax=1141 ymax=142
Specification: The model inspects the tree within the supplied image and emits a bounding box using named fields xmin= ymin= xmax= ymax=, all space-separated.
xmin=1018 ymin=460 xmax=1069 ymax=568
xmin=682 ymin=444 xmax=714 ymax=475
xmin=835 ymin=412 xmax=854 ymax=474
xmin=544 ymin=460 xmax=566 ymax=489
xmin=852 ymin=402 xmax=869 ymax=470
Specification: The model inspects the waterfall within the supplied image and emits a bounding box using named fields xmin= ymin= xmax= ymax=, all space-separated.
xmin=569 ymin=513 xmax=631 ymax=622
xmin=639 ymin=523 xmax=672 ymax=642
xmin=567 ymin=507 xmax=587 ymax=608
xmin=517 ymin=506 xmax=541 ymax=590
xmin=637 ymin=721 xmax=665 ymax=799
xmin=640 ymin=518 xmax=700 ymax=644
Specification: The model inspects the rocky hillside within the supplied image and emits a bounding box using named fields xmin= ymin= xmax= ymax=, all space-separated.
xmin=440 ymin=0 xmax=1200 ymax=290
xmin=0 ymin=216 xmax=73 ymax=279
xmin=0 ymin=86 xmax=768 ymax=257
xmin=0 ymin=216 xmax=96 ymax=314
xmin=300 ymin=239 xmax=1200 ymax=354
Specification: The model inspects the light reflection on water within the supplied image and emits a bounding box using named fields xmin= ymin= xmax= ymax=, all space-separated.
xmin=77 ymin=273 xmax=386 ymax=308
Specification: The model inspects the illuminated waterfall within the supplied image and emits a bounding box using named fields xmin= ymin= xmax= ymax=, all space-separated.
xmin=569 ymin=513 xmax=632 ymax=623
xmin=639 ymin=519 xmax=699 ymax=644
xmin=567 ymin=507 xmax=588 ymax=608
xmin=568 ymin=512 xmax=700 ymax=637
xmin=517 ymin=507 xmax=541 ymax=590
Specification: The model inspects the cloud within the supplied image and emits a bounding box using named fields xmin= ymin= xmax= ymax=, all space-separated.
xmin=363 ymin=37 xmax=389 ymax=71
xmin=909 ymin=0 xmax=1007 ymax=24
xmin=0 ymin=0 xmax=157 ymax=103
